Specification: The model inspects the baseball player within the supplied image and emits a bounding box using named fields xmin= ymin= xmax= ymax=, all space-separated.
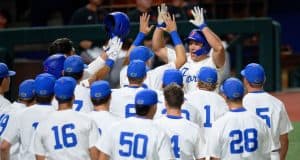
xmin=31 ymin=77 xmax=99 ymax=160
xmin=152 ymin=5 xmax=225 ymax=93
xmin=109 ymin=60 xmax=149 ymax=118
xmin=0 ymin=79 xmax=35 ymax=160
xmin=119 ymin=12 xmax=187 ymax=90
xmin=97 ymin=89 xmax=174 ymax=160
xmin=0 ymin=73 xmax=56 ymax=160
xmin=241 ymin=63 xmax=293 ymax=160
xmin=154 ymin=69 xmax=202 ymax=126
xmin=154 ymin=84 xmax=206 ymax=160
xmin=185 ymin=66 xmax=228 ymax=139
xmin=0 ymin=63 xmax=15 ymax=114
xmin=207 ymin=77 xmax=274 ymax=159
xmin=89 ymin=80 xmax=121 ymax=137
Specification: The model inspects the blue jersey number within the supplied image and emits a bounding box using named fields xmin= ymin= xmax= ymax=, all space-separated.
xmin=171 ymin=135 xmax=180 ymax=158
xmin=203 ymin=105 xmax=212 ymax=128
xmin=229 ymin=128 xmax=258 ymax=154
xmin=125 ymin=104 xmax=136 ymax=118
xmin=119 ymin=132 xmax=148 ymax=158
xmin=32 ymin=122 xmax=39 ymax=130
xmin=256 ymin=108 xmax=271 ymax=128
xmin=0 ymin=114 xmax=9 ymax=135
xmin=162 ymin=109 xmax=190 ymax=120
xmin=51 ymin=123 xmax=78 ymax=150
xmin=74 ymin=100 xmax=83 ymax=111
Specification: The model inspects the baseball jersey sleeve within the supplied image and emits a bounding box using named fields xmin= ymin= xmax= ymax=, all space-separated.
xmin=82 ymin=56 xmax=105 ymax=80
xmin=1 ymin=113 xmax=20 ymax=145
xmin=89 ymin=120 xmax=100 ymax=148
xmin=261 ymin=125 xmax=275 ymax=154
xmin=194 ymin=127 xmax=206 ymax=159
xmin=157 ymin=131 xmax=175 ymax=159
xmin=31 ymin=125 xmax=47 ymax=156
xmin=279 ymin=104 xmax=293 ymax=135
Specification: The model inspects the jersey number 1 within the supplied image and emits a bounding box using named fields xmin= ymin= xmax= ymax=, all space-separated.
xmin=52 ymin=123 xmax=78 ymax=150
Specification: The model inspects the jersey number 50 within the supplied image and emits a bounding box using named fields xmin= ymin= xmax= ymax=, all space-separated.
xmin=52 ymin=123 xmax=78 ymax=150
xmin=119 ymin=132 xmax=148 ymax=158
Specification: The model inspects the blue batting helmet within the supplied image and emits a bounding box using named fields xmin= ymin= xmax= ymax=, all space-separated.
xmin=104 ymin=12 xmax=130 ymax=41
xmin=185 ymin=29 xmax=211 ymax=56
xmin=43 ymin=54 xmax=66 ymax=79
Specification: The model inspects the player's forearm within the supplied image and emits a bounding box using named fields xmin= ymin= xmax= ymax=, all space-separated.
xmin=35 ymin=155 xmax=46 ymax=160
xmin=152 ymin=28 xmax=165 ymax=52
xmin=89 ymin=147 xmax=99 ymax=160
xmin=174 ymin=44 xmax=186 ymax=68
xmin=210 ymin=157 xmax=220 ymax=160
xmin=279 ymin=133 xmax=289 ymax=160
xmin=202 ymin=27 xmax=225 ymax=68
xmin=0 ymin=141 xmax=10 ymax=160
xmin=98 ymin=152 xmax=110 ymax=160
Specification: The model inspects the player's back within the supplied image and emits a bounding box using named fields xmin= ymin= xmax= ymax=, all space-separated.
xmin=154 ymin=115 xmax=205 ymax=160
xmin=185 ymin=90 xmax=228 ymax=137
xmin=208 ymin=108 xmax=273 ymax=160
xmin=243 ymin=91 xmax=293 ymax=150
xmin=89 ymin=110 xmax=121 ymax=136
xmin=18 ymin=103 xmax=55 ymax=160
xmin=98 ymin=117 xmax=174 ymax=160
xmin=0 ymin=94 xmax=11 ymax=114
xmin=72 ymin=84 xmax=93 ymax=112
xmin=109 ymin=86 xmax=145 ymax=118
xmin=31 ymin=109 xmax=99 ymax=160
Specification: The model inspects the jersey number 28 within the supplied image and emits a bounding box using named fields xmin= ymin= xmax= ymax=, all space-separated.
xmin=229 ymin=128 xmax=258 ymax=154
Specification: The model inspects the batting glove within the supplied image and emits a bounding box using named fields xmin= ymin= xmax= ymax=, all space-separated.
xmin=157 ymin=3 xmax=168 ymax=27
xmin=105 ymin=37 xmax=123 ymax=61
xmin=189 ymin=7 xmax=207 ymax=30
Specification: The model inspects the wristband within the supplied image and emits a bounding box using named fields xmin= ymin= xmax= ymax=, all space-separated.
xmin=198 ymin=23 xmax=207 ymax=31
xmin=157 ymin=23 xmax=166 ymax=28
xmin=133 ymin=32 xmax=145 ymax=46
xmin=170 ymin=31 xmax=182 ymax=46
xmin=105 ymin=59 xmax=114 ymax=68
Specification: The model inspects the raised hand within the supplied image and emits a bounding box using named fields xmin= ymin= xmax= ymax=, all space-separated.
xmin=139 ymin=13 xmax=154 ymax=35
xmin=157 ymin=3 xmax=168 ymax=25
xmin=161 ymin=13 xmax=177 ymax=33
xmin=105 ymin=37 xmax=123 ymax=61
xmin=189 ymin=6 xmax=206 ymax=29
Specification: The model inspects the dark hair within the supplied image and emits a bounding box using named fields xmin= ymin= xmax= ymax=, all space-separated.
xmin=226 ymin=97 xmax=243 ymax=103
xmin=48 ymin=38 xmax=74 ymax=55
xmin=91 ymin=95 xmax=111 ymax=106
xmin=163 ymin=84 xmax=184 ymax=109
xmin=128 ymin=77 xmax=144 ymax=85
xmin=162 ymin=83 xmax=183 ymax=89
xmin=56 ymin=97 xmax=73 ymax=104
xmin=135 ymin=105 xmax=151 ymax=116
xmin=197 ymin=81 xmax=217 ymax=91
xmin=249 ymin=83 xmax=264 ymax=88
xmin=64 ymin=72 xmax=83 ymax=81
xmin=19 ymin=97 xmax=35 ymax=104
xmin=0 ymin=78 xmax=3 ymax=85
xmin=36 ymin=95 xmax=53 ymax=104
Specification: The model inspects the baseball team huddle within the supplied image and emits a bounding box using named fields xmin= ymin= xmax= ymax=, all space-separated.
xmin=0 ymin=3 xmax=293 ymax=160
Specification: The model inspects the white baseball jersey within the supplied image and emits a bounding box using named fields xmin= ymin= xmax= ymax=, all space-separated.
xmin=1 ymin=103 xmax=55 ymax=160
xmin=88 ymin=110 xmax=121 ymax=137
xmin=207 ymin=108 xmax=274 ymax=160
xmin=52 ymin=84 xmax=93 ymax=113
xmin=185 ymin=90 xmax=228 ymax=139
xmin=109 ymin=86 xmax=145 ymax=118
xmin=243 ymin=91 xmax=293 ymax=150
xmin=119 ymin=62 xmax=176 ymax=90
xmin=154 ymin=115 xmax=206 ymax=159
xmin=82 ymin=56 xmax=105 ymax=80
xmin=154 ymin=91 xmax=202 ymax=127
xmin=31 ymin=109 xmax=99 ymax=160
xmin=0 ymin=102 xmax=26 ymax=160
xmin=96 ymin=117 xmax=174 ymax=159
xmin=0 ymin=94 xmax=11 ymax=114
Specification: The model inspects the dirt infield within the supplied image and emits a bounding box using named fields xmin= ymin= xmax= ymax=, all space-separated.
xmin=272 ymin=92 xmax=300 ymax=122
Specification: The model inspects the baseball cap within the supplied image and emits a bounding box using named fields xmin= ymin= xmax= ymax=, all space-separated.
xmin=241 ymin=63 xmax=265 ymax=84
xmin=54 ymin=77 xmax=76 ymax=100
xmin=127 ymin=60 xmax=146 ymax=78
xmin=18 ymin=79 xmax=35 ymax=99
xmin=43 ymin=54 xmax=66 ymax=79
xmin=129 ymin=46 xmax=154 ymax=62
xmin=135 ymin=89 xmax=158 ymax=106
xmin=90 ymin=80 xmax=111 ymax=99
xmin=197 ymin=67 xmax=217 ymax=84
xmin=35 ymin=73 xmax=56 ymax=96
xmin=163 ymin=69 xmax=183 ymax=86
xmin=64 ymin=55 xmax=87 ymax=73
xmin=220 ymin=77 xmax=244 ymax=99
xmin=0 ymin=63 xmax=16 ymax=78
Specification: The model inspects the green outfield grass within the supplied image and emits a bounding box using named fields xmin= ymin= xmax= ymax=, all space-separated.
xmin=287 ymin=122 xmax=300 ymax=159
